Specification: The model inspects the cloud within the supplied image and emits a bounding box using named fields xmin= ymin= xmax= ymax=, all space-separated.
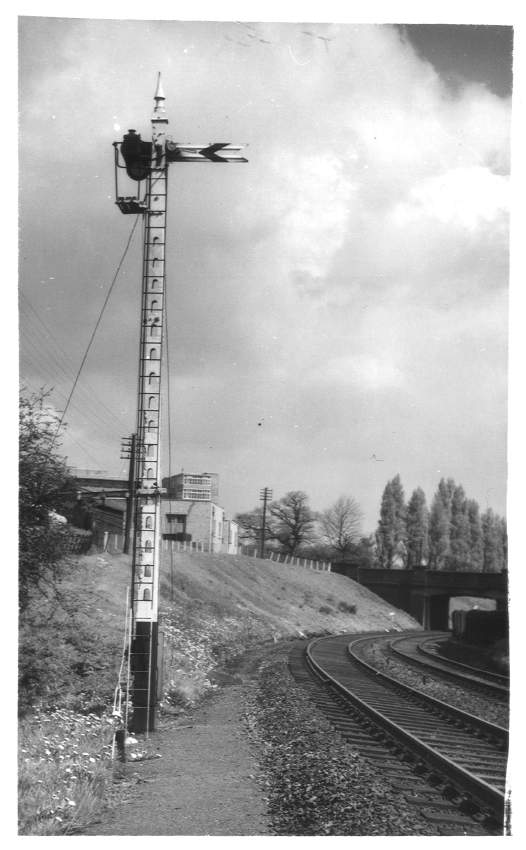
xmin=393 ymin=166 xmax=509 ymax=232
xmin=19 ymin=21 xmax=511 ymax=528
xmin=269 ymin=151 xmax=355 ymax=278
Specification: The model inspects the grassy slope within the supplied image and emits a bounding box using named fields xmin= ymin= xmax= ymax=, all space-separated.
xmin=92 ymin=548 xmax=420 ymax=707
xmin=21 ymin=548 xmax=421 ymax=711
xmin=19 ymin=549 xmax=420 ymax=834
xmin=159 ymin=549 xmax=419 ymax=636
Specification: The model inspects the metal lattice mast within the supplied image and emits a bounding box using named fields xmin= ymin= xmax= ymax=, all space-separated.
xmin=129 ymin=75 xmax=168 ymax=734
xmin=113 ymin=74 xmax=247 ymax=734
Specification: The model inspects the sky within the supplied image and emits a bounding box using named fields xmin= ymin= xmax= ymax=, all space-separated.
xmin=18 ymin=12 xmax=514 ymax=534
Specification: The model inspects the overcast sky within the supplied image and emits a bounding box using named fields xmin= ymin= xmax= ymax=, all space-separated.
xmin=19 ymin=15 xmax=513 ymax=533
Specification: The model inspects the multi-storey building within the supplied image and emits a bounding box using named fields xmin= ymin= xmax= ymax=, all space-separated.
xmin=162 ymin=472 xmax=219 ymax=502
xmin=161 ymin=472 xmax=238 ymax=554
xmin=69 ymin=469 xmax=238 ymax=554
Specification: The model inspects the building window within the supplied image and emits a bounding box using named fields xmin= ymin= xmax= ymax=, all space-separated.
xmin=150 ymin=347 xmax=158 ymax=359
xmin=143 ymin=588 xmax=151 ymax=601
xmin=182 ymin=488 xmax=211 ymax=500
xmin=144 ymin=564 xmax=152 ymax=577
xmin=145 ymin=516 xmax=153 ymax=529
xmin=184 ymin=475 xmax=211 ymax=487
xmin=166 ymin=513 xmax=186 ymax=533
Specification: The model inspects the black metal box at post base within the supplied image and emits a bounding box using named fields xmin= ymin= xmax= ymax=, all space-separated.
xmin=130 ymin=621 xmax=158 ymax=733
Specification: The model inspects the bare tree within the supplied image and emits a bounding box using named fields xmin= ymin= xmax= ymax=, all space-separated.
xmin=234 ymin=507 xmax=276 ymax=548
xmin=319 ymin=496 xmax=363 ymax=560
xmin=269 ymin=490 xmax=316 ymax=555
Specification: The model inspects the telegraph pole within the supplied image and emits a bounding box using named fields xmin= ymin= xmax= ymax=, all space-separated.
xmin=113 ymin=75 xmax=247 ymax=732
xmin=259 ymin=487 xmax=273 ymax=558
xmin=120 ymin=434 xmax=137 ymax=555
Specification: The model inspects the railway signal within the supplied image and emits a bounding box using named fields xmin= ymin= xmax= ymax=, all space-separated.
xmin=112 ymin=74 xmax=247 ymax=732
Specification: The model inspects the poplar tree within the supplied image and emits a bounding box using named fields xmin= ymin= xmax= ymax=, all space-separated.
xmin=376 ymin=474 xmax=406 ymax=568
xmin=448 ymin=485 xmax=471 ymax=570
xmin=428 ymin=477 xmax=455 ymax=569
xmin=406 ymin=487 xmax=429 ymax=568
xmin=482 ymin=509 xmax=508 ymax=572
xmin=466 ymin=499 xmax=484 ymax=571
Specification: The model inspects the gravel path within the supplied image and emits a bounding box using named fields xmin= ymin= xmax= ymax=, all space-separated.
xmin=82 ymin=661 xmax=270 ymax=835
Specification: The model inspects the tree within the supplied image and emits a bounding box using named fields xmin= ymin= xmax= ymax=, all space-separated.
xmin=466 ymin=499 xmax=484 ymax=571
xmin=428 ymin=477 xmax=456 ymax=569
xmin=481 ymin=508 xmax=507 ymax=573
xmin=319 ymin=496 xmax=363 ymax=560
xmin=406 ymin=487 xmax=428 ymax=568
xmin=348 ymin=535 xmax=377 ymax=569
xmin=269 ymin=491 xmax=317 ymax=555
xmin=234 ymin=507 xmax=277 ymax=549
xmin=448 ymin=485 xmax=471 ymax=570
xmin=19 ymin=389 xmax=78 ymax=611
xmin=376 ymin=474 xmax=406 ymax=568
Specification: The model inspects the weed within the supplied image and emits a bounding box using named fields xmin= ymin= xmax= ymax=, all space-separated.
xmin=337 ymin=601 xmax=357 ymax=614
xmin=319 ymin=606 xmax=333 ymax=615
xmin=18 ymin=707 xmax=115 ymax=835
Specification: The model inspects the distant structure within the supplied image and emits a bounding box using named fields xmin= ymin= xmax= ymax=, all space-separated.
xmin=70 ymin=468 xmax=239 ymax=555
xmin=163 ymin=471 xmax=219 ymax=502
xmin=162 ymin=472 xmax=238 ymax=554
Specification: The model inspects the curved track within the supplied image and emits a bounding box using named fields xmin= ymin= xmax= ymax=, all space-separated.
xmin=414 ymin=634 xmax=509 ymax=689
xmin=361 ymin=632 xmax=508 ymax=728
xmin=289 ymin=632 xmax=508 ymax=834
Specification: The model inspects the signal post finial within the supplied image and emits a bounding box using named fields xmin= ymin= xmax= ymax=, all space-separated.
xmin=153 ymin=72 xmax=167 ymax=123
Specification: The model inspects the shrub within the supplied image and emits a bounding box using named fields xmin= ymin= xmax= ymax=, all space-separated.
xmin=319 ymin=605 xmax=333 ymax=615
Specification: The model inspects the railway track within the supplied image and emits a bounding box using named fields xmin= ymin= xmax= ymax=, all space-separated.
xmin=288 ymin=633 xmax=509 ymax=835
xmin=417 ymin=633 xmax=509 ymax=685
xmin=388 ymin=631 xmax=509 ymax=698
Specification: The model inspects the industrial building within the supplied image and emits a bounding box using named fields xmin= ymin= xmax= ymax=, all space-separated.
xmin=70 ymin=468 xmax=239 ymax=554
xmin=161 ymin=472 xmax=238 ymax=554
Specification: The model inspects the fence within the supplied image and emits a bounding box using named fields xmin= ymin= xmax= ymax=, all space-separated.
xmin=163 ymin=539 xmax=212 ymax=554
xmin=240 ymin=546 xmax=331 ymax=572
xmin=161 ymin=539 xmax=331 ymax=570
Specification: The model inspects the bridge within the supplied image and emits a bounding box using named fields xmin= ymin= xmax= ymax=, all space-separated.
xmin=331 ymin=565 xmax=508 ymax=629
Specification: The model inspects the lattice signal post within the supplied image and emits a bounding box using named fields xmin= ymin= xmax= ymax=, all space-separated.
xmin=113 ymin=75 xmax=247 ymax=732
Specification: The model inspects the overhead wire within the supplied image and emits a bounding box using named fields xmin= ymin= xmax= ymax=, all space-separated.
xmin=19 ymin=374 xmax=107 ymax=469
xmin=19 ymin=336 xmax=123 ymax=434
xmin=49 ymin=214 xmax=141 ymax=450
xmin=21 ymin=215 xmax=141 ymax=497
xmin=19 ymin=291 xmax=132 ymax=434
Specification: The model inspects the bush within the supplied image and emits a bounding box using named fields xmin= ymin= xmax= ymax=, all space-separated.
xmin=318 ymin=606 xmax=333 ymax=615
